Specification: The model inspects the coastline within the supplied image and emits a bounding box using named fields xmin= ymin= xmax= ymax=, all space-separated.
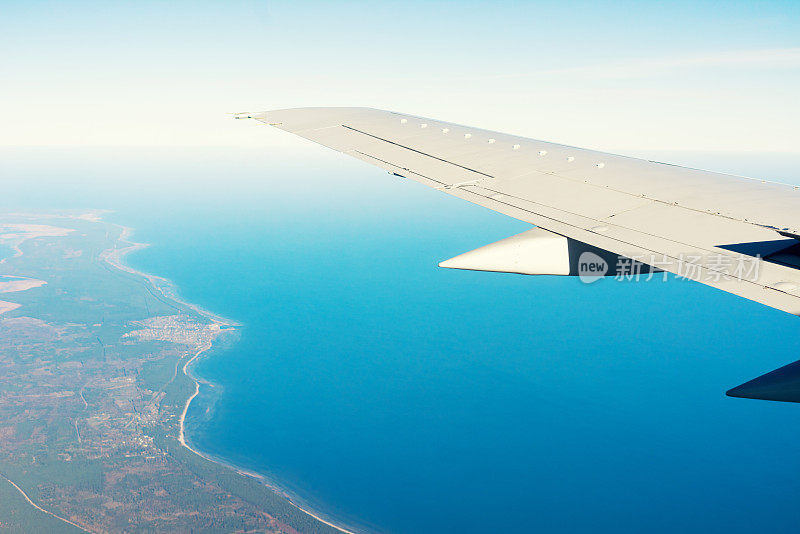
xmin=105 ymin=223 xmax=359 ymax=534
xmin=102 ymin=224 xmax=237 ymax=327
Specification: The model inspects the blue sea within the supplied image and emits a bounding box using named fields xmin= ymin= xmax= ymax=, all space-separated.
xmin=3 ymin=147 xmax=800 ymax=533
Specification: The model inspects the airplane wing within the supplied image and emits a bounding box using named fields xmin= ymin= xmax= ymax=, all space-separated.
xmin=237 ymin=107 xmax=800 ymax=402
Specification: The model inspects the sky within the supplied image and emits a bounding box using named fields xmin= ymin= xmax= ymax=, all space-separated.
xmin=1 ymin=0 xmax=799 ymax=152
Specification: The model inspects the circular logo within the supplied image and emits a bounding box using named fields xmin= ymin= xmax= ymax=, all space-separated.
xmin=578 ymin=251 xmax=608 ymax=283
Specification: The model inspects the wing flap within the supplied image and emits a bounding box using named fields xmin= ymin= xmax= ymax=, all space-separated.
xmin=439 ymin=227 xmax=572 ymax=275
xmin=451 ymin=183 xmax=800 ymax=314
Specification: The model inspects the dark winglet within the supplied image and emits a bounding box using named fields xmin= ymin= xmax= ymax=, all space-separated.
xmin=727 ymin=359 xmax=800 ymax=403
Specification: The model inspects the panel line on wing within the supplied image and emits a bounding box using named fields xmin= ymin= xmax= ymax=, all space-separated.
xmin=350 ymin=150 xmax=450 ymax=187
xmin=345 ymin=122 xmax=785 ymax=236
xmin=477 ymin=185 xmax=728 ymax=259
xmin=342 ymin=125 xmax=494 ymax=179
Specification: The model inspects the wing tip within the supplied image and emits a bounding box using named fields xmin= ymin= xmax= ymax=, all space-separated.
xmin=725 ymin=358 xmax=800 ymax=403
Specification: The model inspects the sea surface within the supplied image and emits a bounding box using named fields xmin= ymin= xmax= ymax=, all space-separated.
xmin=3 ymin=147 xmax=800 ymax=533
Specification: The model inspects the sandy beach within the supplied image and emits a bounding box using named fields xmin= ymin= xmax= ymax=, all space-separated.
xmin=0 ymin=278 xmax=46 ymax=316
xmin=175 ymin=344 xmax=358 ymax=534
xmin=0 ymin=301 xmax=21 ymax=316
xmin=104 ymin=222 xmax=358 ymax=534
xmin=102 ymin=225 xmax=238 ymax=327
xmin=0 ymin=212 xmax=360 ymax=532
xmin=0 ymin=276 xmax=46 ymax=293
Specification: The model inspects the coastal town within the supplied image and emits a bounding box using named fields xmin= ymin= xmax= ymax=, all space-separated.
xmin=0 ymin=213 xmax=345 ymax=533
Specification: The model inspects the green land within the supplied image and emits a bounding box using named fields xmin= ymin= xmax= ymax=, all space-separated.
xmin=0 ymin=212 xmax=346 ymax=534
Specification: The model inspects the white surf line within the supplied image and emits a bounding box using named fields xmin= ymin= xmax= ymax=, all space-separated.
xmin=177 ymin=341 xmax=209 ymax=447
xmin=105 ymin=224 xmax=239 ymax=327
xmin=282 ymin=496 xmax=358 ymax=534
xmin=175 ymin=343 xmax=357 ymax=534
xmin=0 ymin=474 xmax=93 ymax=533
xmin=106 ymin=222 xmax=356 ymax=534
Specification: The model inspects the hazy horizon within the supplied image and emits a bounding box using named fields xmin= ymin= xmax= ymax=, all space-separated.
xmin=2 ymin=1 xmax=799 ymax=152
